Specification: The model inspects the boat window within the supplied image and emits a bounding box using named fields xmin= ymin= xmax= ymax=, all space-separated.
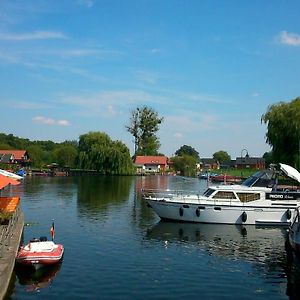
xmin=237 ymin=192 xmax=260 ymax=202
xmin=241 ymin=170 xmax=275 ymax=188
xmin=203 ymin=188 xmax=215 ymax=197
xmin=212 ymin=191 xmax=236 ymax=199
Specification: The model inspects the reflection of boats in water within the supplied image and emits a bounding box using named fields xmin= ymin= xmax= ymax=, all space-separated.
xmin=15 ymin=262 xmax=62 ymax=292
xmin=146 ymin=221 xmax=288 ymax=263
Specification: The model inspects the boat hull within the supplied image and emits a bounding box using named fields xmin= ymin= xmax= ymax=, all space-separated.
xmin=146 ymin=199 xmax=295 ymax=225
xmin=289 ymin=221 xmax=300 ymax=253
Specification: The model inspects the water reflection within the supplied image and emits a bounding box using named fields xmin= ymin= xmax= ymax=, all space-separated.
xmin=76 ymin=176 xmax=134 ymax=218
xmin=15 ymin=263 xmax=62 ymax=293
xmin=147 ymin=222 xmax=287 ymax=268
xmin=146 ymin=221 xmax=300 ymax=299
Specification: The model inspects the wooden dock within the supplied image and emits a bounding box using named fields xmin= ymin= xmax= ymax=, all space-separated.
xmin=0 ymin=207 xmax=24 ymax=300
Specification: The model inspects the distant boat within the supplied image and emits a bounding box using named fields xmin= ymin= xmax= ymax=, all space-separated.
xmin=16 ymin=169 xmax=26 ymax=177
xmin=209 ymin=174 xmax=242 ymax=183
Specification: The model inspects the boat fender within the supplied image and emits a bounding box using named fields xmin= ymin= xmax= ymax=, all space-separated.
xmin=241 ymin=211 xmax=247 ymax=223
xmin=196 ymin=208 xmax=200 ymax=217
xmin=179 ymin=207 xmax=184 ymax=217
xmin=286 ymin=209 xmax=292 ymax=220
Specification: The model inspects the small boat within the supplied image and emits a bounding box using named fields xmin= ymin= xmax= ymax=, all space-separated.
xmin=16 ymin=237 xmax=64 ymax=269
xmin=210 ymin=174 xmax=242 ymax=183
xmin=288 ymin=207 xmax=300 ymax=254
xmin=16 ymin=221 xmax=64 ymax=269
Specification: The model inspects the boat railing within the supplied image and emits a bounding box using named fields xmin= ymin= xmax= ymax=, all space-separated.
xmin=141 ymin=188 xmax=203 ymax=203
xmin=0 ymin=205 xmax=21 ymax=258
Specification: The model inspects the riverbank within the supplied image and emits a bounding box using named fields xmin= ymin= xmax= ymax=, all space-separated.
xmin=0 ymin=209 xmax=24 ymax=300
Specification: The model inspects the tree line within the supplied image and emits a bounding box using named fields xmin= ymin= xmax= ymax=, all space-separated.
xmin=0 ymin=132 xmax=133 ymax=175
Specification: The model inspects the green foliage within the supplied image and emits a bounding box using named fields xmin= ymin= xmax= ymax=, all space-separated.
xmin=175 ymin=145 xmax=200 ymax=161
xmin=0 ymin=132 xmax=132 ymax=174
xmin=78 ymin=132 xmax=134 ymax=174
xmin=53 ymin=144 xmax=78 ymax=167
xmin=0 ymin=211 xmax=12 ymax=225
xmin=263 ymin=151 xmax=273 ymax=167
xmin=27 ymin=145 xmax=44 ymax=168
xmin=171 ymin=155 xmax=198 ymax=177
xmin=213 ymin=150 xmax=231 ymax=163
xmin=261 ymin=97 xmax=300 ymax=168
xmin=126 ymin=106 xmax=163 ymax=156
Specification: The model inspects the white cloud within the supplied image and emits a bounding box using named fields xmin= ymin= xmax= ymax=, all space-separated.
xmin=0 ymin=31 xmax=66 ymax=41
xmin=57 ymin=120 xmax=71 ymax=126
xmin=77 ymin=0 xmax=94 ymax=8
xmin=278 ymin=31 xmax=300 ymax=46
xmin=32 ymin=116 xmax=70 ymax=126
xmin=174 ymin=132 xmax=183 ymax=138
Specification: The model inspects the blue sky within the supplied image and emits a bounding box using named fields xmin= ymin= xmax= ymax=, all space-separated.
xmin=1 ymin=0 xmax=300 ymax=158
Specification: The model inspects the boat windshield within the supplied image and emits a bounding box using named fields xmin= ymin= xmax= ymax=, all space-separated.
xmin=203 ymin=188 xmax=216 ymax=197
xmin=241 ymin=170 xmax=275 ymax=188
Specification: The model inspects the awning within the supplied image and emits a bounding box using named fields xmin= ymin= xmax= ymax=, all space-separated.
xmin=280 ymin=163 xmax=300 ymax=183
xmin=0 ymin=174 xmax=20 ymax=190
xmin=0 ymin=169 xmax=23 ymax=180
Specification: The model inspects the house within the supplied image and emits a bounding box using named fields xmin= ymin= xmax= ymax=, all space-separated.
xmin=134 ymin=156 xmax=169 ymax=174
xmin=220 ymin=160 xmax=236 ymax=169
xmin=0 ymin=150 xmax=30 ymax=166
xmin=200 ymin=158 xmax=220 ymax=170
xmin=235 ymin=157 xmax=265 ymax=169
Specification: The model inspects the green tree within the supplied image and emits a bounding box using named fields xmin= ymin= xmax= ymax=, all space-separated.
xmin=126 ymin=106 xmax=163 ymax=156
xmin=27 ymin=145 xmax=43 ymax=168
xmin=263 ymin=151 xmax=273 ymax=168
xmin=175 ymin=145 xmax=200 ymax=161
xmin=213 ymin=150 xmax=231 ymax=163
xmin=171 ymin=155 xmax=198 ymax=177
xmin=53 ymin=144 xmax=78 ymax=167
xmin=261 ymin=97 xmax=300 ymax=168
xmin=78 ymin=131 xmax=133 ymax=174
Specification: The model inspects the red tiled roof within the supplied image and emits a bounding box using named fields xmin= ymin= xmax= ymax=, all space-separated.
xmin=0 ymin=150 xmax=27 ymax=160
xmin=135 ymin=156 xmax=168 ymax=165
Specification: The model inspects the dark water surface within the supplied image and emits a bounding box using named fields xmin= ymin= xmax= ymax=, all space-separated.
xmin=4 ymin=175 xmax=300 ymax=299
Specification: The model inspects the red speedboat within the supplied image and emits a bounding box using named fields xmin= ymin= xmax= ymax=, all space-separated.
xmin=16 ymin=237 xmax=64 ymax=269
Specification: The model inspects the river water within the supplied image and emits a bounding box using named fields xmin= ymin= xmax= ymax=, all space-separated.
xmin=4 ymin=175 xmax=300 ymax=299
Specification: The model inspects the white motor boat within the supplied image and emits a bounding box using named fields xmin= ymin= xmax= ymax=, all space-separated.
xmin=142 ymin=164 xmax=300 ymax=225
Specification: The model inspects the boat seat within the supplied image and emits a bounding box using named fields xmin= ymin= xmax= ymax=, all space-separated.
xmin=29 ymin=241 xmax=55 ymax=252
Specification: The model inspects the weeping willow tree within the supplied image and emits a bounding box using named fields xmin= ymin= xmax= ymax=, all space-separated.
xmin=261 ymin=97 xmax=300 ymax=169
xmin=78 ymin=132 xmax=134 ymax=175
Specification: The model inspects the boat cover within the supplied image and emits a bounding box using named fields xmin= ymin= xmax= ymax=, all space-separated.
xmin=280 ymin=163 xmax=300 ymax=183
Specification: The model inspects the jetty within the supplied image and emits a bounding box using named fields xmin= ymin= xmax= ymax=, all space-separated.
xmin=0 ymin=198 xmax=24 ymax=300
